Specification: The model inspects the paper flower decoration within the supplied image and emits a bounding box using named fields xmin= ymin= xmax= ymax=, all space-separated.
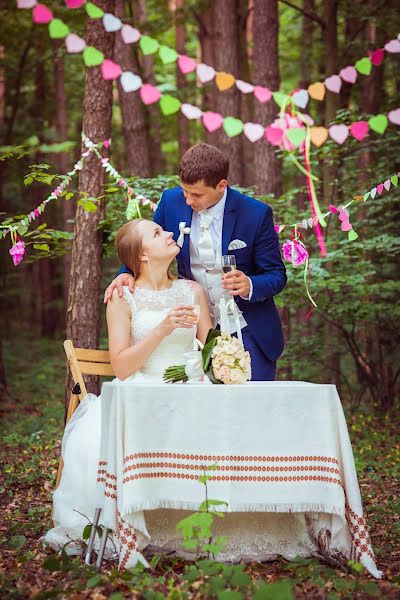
xmin=269 ymin=114 xmax=307 ymax=152
xmin=9 ymin=240 xmax=26 ymax=266
xmin=282 ymin=239 xmax=308 ymax=267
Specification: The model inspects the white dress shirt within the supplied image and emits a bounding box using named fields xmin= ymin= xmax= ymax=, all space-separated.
xmin=190 ymin=189 xmax=253 ymax=300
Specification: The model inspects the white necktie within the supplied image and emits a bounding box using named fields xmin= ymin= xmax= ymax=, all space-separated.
xmin=198 ymin=210 xmax=215 ymax=267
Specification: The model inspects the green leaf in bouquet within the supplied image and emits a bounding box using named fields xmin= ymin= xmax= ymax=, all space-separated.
xmin=205 ymin=328 xmax=221 ymax=345
xmin=205 ymin=366 xmax=223 ymax=385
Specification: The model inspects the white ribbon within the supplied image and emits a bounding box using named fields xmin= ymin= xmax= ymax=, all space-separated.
xmin=184 ymin=350 xmax=204 ymax=379
xmin=177 ymin=221 xmax=191 ymax=248
xmin=219 ymin=297 xmax=244 ymax=347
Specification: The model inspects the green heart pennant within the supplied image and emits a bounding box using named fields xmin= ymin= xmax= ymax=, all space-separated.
xmin=273 ymin=91 xmax=291 ymax=109
xmin=390 ymin=175 xmax=398 ymax=187
xmin=83 ymin=46 xmax=105 ymax=67
xmin=49 ymin=19 xmax=70 ymax=39
xmin=85 ymin=2 xmax=104 ymax=19
xmin=368 ymin=114 xmax=388 ymax=134
xmin=355 ymin=57 xmax=372 ymax=76
xmin=139 ymin=35 xmax=159 ymax=55
xmin=160 ymin=95 xmax=181 ymax=115
xmin=348 ymin=229 xmax=359 ymax=241
xmin=223 ymin=116 xmax=244 ymax=137
xmin=159 ymin=46 xmax=179 ymax=64
xmin=363 ymin=192 xmax=370 ymax=201
xmin=286 ymin=127 xmax=306 ymax=146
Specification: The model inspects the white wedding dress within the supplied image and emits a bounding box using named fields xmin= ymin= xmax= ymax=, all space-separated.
xmin=44 ymin=279 xmax=320 ymax=564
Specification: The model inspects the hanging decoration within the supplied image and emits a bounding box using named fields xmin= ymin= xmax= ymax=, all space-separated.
xmin=23 ymin=0 xmax=399 ymax=111
xmin=18 ymin=3 xmax=400 ymax=147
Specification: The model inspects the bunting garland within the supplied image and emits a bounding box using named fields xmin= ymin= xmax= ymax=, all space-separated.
xmin=17 ymin=2 xmax=400 ymax=148
xmin=19 ymin=1 xmax=400 ymax=112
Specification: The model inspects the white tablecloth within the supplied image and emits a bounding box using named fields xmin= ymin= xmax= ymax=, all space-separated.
xmin=96 ymin=381 xmax=381 ymax=577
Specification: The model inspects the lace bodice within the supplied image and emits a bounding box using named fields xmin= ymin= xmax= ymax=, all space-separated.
xmin=122 ymin=280 xmax=196 ymax=380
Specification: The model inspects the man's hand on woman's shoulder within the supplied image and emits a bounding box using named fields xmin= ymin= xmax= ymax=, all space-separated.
xmin=104 ymin=273 xmax=135 ymax=303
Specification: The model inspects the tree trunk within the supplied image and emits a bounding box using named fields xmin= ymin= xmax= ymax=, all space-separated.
xmin=175 ymin=0 xmax=190 ymax=160
xmin=239 ymin=0 xmax=254 ymax=187
xmin=253 ymin=0 xmax=282 ymax=196
xmin=136 ymin=0 xmax=164 ymax=174
xmin=66 ymin=0 xmax=115 ymax=400
xmin=322 ymin=0 xmax=338 ymax=206
xmin=196 ymin=8 xmax=217 ymax=146
xmin=212 ymin=0 xmax=243 ymax=186
xmin=115 ymin=0 xmax=151 ymax=176
xmin=53 ymin=40 xmax=73 ymax=320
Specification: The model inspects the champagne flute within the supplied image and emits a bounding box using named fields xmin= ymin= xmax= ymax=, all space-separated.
xmin=184 ymin=291 xmax=201 ymax=324
xmin=221 ymin=255 xmax=236 ymax=274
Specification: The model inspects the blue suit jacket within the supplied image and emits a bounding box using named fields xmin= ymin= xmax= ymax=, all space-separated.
xmin=119 ymin=186 xmax=287 ymax=361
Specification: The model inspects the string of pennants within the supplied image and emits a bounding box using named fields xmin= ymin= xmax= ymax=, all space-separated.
xmin=17 ymin=1 xmax=400 ymax=147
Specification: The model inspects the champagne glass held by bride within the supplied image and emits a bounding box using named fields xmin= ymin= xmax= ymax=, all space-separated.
xmin=184 ymin=291 xmax=201 ymax=323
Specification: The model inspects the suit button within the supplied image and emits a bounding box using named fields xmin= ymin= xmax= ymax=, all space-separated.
xmin=208 ymin=286 xmax=213 ymax=290
xmin=211 ymin=302 xmax=215 ymax=306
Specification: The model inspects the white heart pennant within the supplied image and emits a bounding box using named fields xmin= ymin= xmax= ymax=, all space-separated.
xmin=292 ymin=89 xmax=309 ymax=109
xmin=120 ymin=71 xmax=142 ymax=92
xmin=236 ymin=80 xmax=254 ymax=94
xmin=121 ymin=24 xmax=141 ymax=44
xmin=103 ymin=13 xmax=122 ymax=32
xmin=65 ymin=33 xmax=86 ymax=53
xmin=181 ymin=103 xmax=203 ymax=120
xmin=196 ymin=63 xmax=216 ymax=83
xmin=243 ymin=122 xmax=264 ymax=142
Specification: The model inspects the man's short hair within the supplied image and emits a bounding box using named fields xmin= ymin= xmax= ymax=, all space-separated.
xmin=179 ymin=143 xmax=229 ymax=188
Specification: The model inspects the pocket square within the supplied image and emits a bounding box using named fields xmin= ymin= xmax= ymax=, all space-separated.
xmin=228 ymin=239 xmax=247 ymax=251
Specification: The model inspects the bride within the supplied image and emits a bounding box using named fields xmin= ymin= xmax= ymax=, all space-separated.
xmin=44 ymin=218 xmax=318 ymax=565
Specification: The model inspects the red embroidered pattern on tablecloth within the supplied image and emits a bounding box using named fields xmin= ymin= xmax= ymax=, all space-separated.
xmin=122 ymin=472 xmax=342 ymax=485
xmin=123 ymin=452 xmax=339 ymax=464
xmin=97 ymin=461 xmax=118 ymax=501
xmin=345 ymin=504 xmax=375 ymax=562
xmin=115 ymin=511 xmax=141 ymax=571
xmin=123 ymin=462 xmax=341 ymax=476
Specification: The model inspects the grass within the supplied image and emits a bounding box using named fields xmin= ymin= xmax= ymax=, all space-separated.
xmin=0 ymin=334 xmax=399 ymax=599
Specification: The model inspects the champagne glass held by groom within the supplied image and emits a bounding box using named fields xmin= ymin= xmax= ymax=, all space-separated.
xmin=104 ymin=143 xmax=287 ymax=381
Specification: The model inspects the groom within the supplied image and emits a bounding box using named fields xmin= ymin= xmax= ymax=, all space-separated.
xmin=105 ymin=143 xmax=287 ymax=380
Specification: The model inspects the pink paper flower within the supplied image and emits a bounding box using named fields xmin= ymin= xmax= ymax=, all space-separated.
xmin=270 ymin=113 xmax=306 ymax=151
xmin=282 ymin=239 xmax=308 ymax=267
xmin=9 ymin=240 xmax=26 ymax=266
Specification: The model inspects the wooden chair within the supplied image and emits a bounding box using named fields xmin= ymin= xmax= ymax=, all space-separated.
xmin=55 ymin=340 xmax=115 ymax=489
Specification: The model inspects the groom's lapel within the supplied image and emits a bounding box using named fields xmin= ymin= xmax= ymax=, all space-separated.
xmin=178 ymin=192 xmax=193 ymax=269
xmin=222 ymin=187 xmax=239 ymax=255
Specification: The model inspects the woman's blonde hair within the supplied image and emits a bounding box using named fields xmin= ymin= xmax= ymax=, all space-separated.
xmin=115 ymin=219 xmax=175 ymax=280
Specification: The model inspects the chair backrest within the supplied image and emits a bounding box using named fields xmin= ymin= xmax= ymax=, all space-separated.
xmin=64 ymin=339 xmax=115 ymax=398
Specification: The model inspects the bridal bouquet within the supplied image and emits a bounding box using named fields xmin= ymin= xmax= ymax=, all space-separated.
xmin=163 ymin=329 xmax=251 ymax=385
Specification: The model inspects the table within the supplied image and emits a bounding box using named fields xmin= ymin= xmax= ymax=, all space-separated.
xmin=95 ymin=381 xmax=381 ymax=577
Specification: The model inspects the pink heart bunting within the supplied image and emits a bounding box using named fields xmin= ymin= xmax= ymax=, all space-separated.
xmin=388 ymin=108 xmax=400 ymax=125
xmin=121 ymin=24 xmax=141 ymax=44
xmin=377 ymin=183 xmax=384 ymax=195
xmin=371 ymin=48 xmax=384 ymax=66
xmin=339 ymin=209 xmax=348 ymax=222
xmin=329 ymin=124 xmax=349 ymax=145
xmin=178 ymin=55 xmax=197 ymax=74
xmin=324 ymin=74 xmax=342 ymax=93
xmin=350 ymin=121 xmax=369 ymax=141
xmin=254 ymin=86 xmax=272 ymax=103
xmin=65 ymin=0 xmax=84 ymax=8
xmin=341 ymin=220 xmax=352 ymax=232
xmin=140 ymin=84 xmax=161 ymax=105
xmin=265 ymin=126 xmax=283 ymax=146
xmin=339 ymin=66 xmax=357 ymax=84
xmin=65 ymin=33 xmax=86 ymax=53
xmin=17 ymin=0 xmax=36 ymax=8
xmin=33 ymin=4 xmax=53 ymax=23
xmin=202 ymin=111 xmax=223 ymax=133
xmin=101 ymin=59 xmax=122 ymax=80
xmin=384 ymin=39 xmax=400 ymax=53
xmin=329 ymin=204 xmax=338 ymax=214
xmin=384 ymin=179 xmax=391 ymax=191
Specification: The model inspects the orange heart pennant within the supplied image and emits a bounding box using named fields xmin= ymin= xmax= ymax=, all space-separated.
xmin=310 ymin=126 xmax=328 ymax=147
xmin=215 ymin=71 xmax=236 ymax=91
xmin=308 ymin=82 xmax=326 ymax=101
